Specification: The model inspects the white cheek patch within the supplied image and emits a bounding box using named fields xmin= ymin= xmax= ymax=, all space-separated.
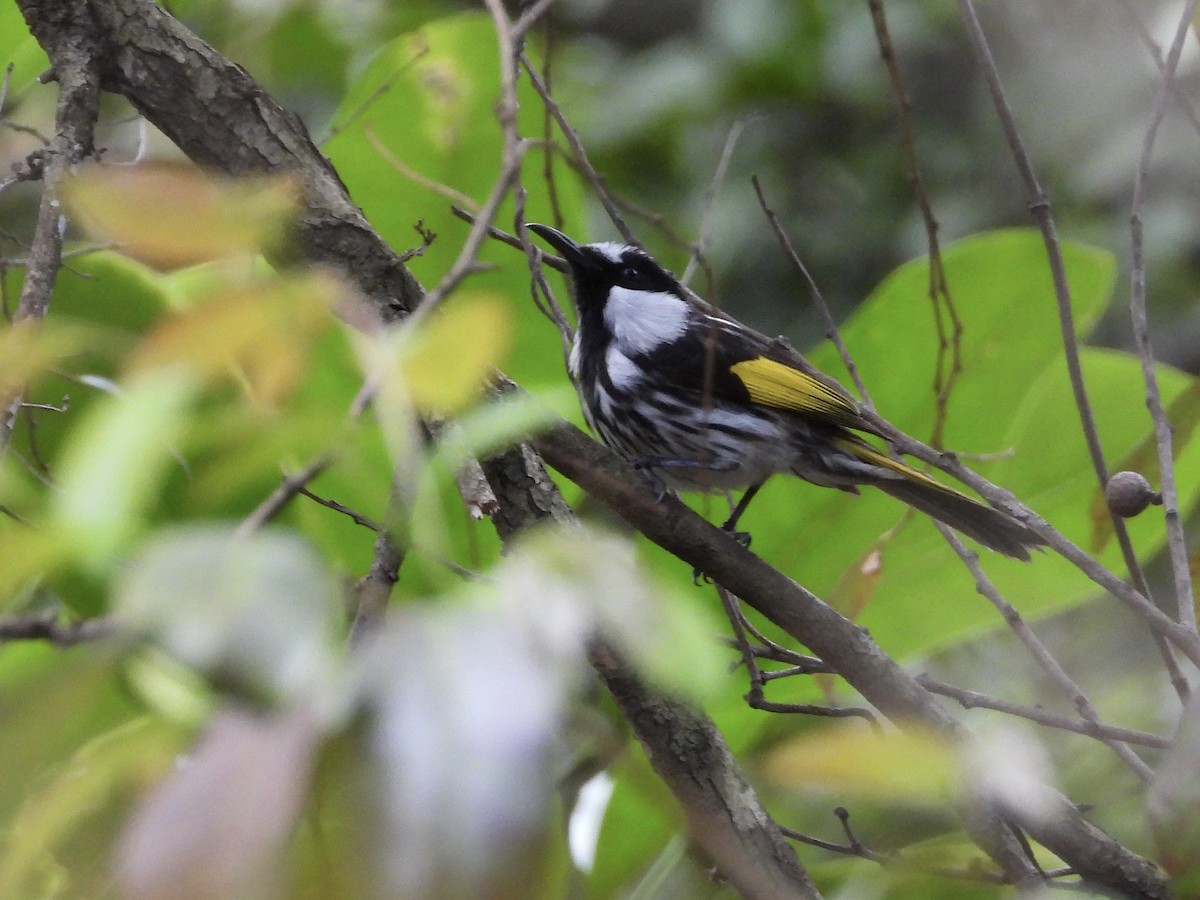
xmin=605 ymin=347 xmax=642 ymax=391
xmin=604 ymin=287 xmax=689 ymax=355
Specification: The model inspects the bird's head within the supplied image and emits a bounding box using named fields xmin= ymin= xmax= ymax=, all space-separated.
xmin=527 ymin=224 xmax=685 ymax=315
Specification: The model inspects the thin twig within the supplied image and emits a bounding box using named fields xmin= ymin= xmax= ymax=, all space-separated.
xmin=365 ymin=126 xmax=481 ymax=213
xmin=0 ymin=27 xmax=101 ymax=460
xmin=408 ymin=0 xmax=532 ymax=322
xmin=680 ymin=118 xmax=747 ymax=289
xmin=0 ymin=612 xmax=111 ymax=646
xmin=937 ymin=526 xmax=1154 ymax=781
xmin=349 ymin=519 xmax=405 ymax=644
xmin=867 ymin=0 xmax=963 ymax=450
xmin=955 ymin=0 xmax=1190 ymax=690
xmin=520 ymin=53 xmax=636 ymax=244
xmin=917 ymin=675 xmax=1170 ymax=750
xmin=1113 ymin=0 xmax=1200 ymax=140
xmin=1127 ymin=0 xmax=1198 ymax=634
xmin=236 ymin=457 xmax=332 ymax=537
xmin=855 ymin=404 xmax=1200 ymax=668
xmin=298 ymin=488 xmax=381 ymax=531
xmin=751 ymin=175 xmax=873 ymax=407
xmin=717 ymin=585 xmax=880 ymax=728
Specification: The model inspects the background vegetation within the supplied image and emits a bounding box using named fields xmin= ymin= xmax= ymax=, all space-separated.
xmin=3 ymin=0 xmax=1200 ymax=897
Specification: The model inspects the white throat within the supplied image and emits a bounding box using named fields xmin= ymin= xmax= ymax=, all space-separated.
xmin=603 ymin=287 xmax=689 ymax=356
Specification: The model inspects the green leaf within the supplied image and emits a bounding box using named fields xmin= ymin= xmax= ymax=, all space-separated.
xmin=324 ymin=13 xmax=587 ymax=393
xmin=735 ymin=230 xmax=1197 ymax=659
xmin=51 ymin=371 xmax=198 ymax=569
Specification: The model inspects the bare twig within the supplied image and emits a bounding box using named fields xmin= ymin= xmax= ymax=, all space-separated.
xmin=349 ymin=521 xmax=405 ymax=644
xmin=0 ymin=612 xmax=111 ymax=646
xmin=1127 ymin=0 xmax=1198 ymax=634
xmin=937 ymin=527 xmax=1154 ymax=781
xmin=854 ymin=404 xmax=1200 ymax=668
xmin=407 ymin=0 xmax=533 ymax=320
xmin=867 ymin=0 xmax=963 ymax=450
xmin=751 ymin=175 xmax=873 ymax=407
xmin=236 ymin=457 xmax=332 ymax=538
xmin=947 ymin=2 xmax=1192 ymax=689
xmin=680 ymin=118 xmax=747 ymax=289
xmin=1114 ymin=0 xmax=1200 ymax=140
xmin=365 ymin=126 xmax=481 ymax=213
xmin=298 ymin=488 xmax=381 ymax=532
xmin=0 ymin=16 xmax=101 ymax=458
xmin=451 ymin=204 xmax=575 ymax=345
xmin=519 ymin=54 xmax=637 ymax=244
xmin=717 ymin=584 xmax=880 ymax=728
xmin=917 ymin=675 xmax=1170 ymax=750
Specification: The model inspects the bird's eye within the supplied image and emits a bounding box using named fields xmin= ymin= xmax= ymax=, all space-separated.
xmin=620 ymin=265 xmax=641 ymax=284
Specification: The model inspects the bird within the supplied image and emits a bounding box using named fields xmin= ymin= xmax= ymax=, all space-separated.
xmin=528 ymin=223 xmax=1045 ymax=561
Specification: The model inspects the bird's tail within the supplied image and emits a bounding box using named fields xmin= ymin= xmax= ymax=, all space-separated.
xmin=843 ymin=441 xmax=1045 ymax=561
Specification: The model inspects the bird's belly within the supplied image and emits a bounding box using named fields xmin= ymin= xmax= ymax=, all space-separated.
xmin=585 ymin=388 xmax=794 ymax=492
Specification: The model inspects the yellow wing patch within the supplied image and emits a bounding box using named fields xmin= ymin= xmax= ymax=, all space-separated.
xmin=730 ymin=357 xmax=860 ymax=425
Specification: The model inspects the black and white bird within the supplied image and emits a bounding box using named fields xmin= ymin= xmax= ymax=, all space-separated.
xmin=529 ymin=223 xmax=1044 ymax=561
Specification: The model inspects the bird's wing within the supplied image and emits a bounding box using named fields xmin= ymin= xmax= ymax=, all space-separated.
xmin=728 ymin=355 xmax=862 ymax=427
xmin=640 ymin=306 xmax=867 ymax=429
xmin=706 ymin=314 xmax=864 ymax=428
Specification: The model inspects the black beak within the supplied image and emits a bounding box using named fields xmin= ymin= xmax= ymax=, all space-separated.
xmin=527 ymin=223 xmax=594 ymax=271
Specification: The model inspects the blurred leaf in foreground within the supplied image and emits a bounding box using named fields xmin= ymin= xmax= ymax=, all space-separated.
xmin=64 ymin=163 xmax=301 ymax=270
xmin=113 ymin=525 xmax=344 ymax=713
xmin=117 ymin=707 xmax=320 ymax=900
xmin=127 ymin=270 xmax=341 ymax=409
xmin=51 ymin=371 xmax=197 ymax=570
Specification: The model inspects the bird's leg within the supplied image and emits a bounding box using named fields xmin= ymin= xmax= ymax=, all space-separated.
xmin=721 ymin=481 xmax=764 ymax=547
xmin=687 ymin=481 xmax=766 ymax=585
xmin=629 ymin=456 xmax=738 ymax=502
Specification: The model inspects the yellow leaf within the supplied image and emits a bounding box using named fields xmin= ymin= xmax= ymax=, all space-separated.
xmin=64 ymin=163 xmax=300 ymax=270
xmin=0 ymin=318 xmax=93 ymax=395
xmin=761 ymin=723 xmax=960 ymax=804
xmin=397 ymin=293 xmax=511 ymax=414
xmin=127 ymin=271 xmax=339 ymax=408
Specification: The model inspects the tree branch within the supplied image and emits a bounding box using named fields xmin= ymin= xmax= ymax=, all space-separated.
xmin=2 ymin=0 xmax=102 ymax=456
xmin=71 ymin=0 xmax=423 ymax=323
xmin=530 ymin=415 xmax=1168 ymax=897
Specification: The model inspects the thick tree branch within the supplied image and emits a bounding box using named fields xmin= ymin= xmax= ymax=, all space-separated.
xmin=588 ymin=640 xmax=822 ymax=900
xmin=476 ymin=414 xmax=820 ymax=899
